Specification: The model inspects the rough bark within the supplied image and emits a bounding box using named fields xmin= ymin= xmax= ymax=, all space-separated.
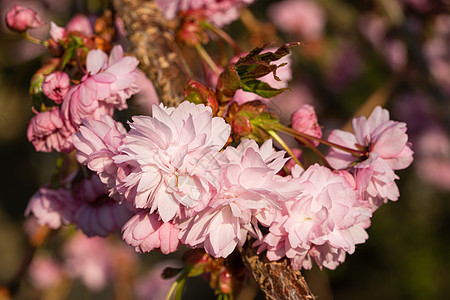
xmin=113 ymin=0 xmax=191 ymax=107
xmin=113 ymin=1 xmax=316 ymax=299
xmin=240 ymin=243 xmax=316 ymax=300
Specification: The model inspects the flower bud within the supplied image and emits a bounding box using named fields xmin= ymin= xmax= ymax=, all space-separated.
xmin=5 ymin=5 xmax=44 ymax=33
xmin=42 ymin=71 xmax=70 ymax=103
xmin=218 ymin=268 xmax=233 ymax=294
xmin=227 ymin=100 xmax=276 ymax=143
xmin=176 ymin=10 xmax=209 ymax=47
xmin=184 ymin=80 xmax=218 ymax=114
xmin=291 ymin=104 xmax=322 ymax=146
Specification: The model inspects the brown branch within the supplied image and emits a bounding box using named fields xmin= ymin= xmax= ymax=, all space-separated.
xmin=113 ymin=0 xmax=192 ymax=107
xmin=113 ymin=1 xmax=316 ymax=299
xmin=240 ymin=242 xmax=316 ymax=300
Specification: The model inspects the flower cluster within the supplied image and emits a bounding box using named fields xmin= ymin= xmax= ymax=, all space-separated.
xmin=69 ymin=100 xmax=412 ymax=270
xmin=326 ymin=106 xmax=414 ymax=211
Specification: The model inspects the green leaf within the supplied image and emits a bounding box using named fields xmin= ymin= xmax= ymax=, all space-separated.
xmin=241 ymin=80 xmax=288 ymax=98
xmin=234 ymin=42 xmax=301 ymax=81
xmin=216 ymin=65 xmax=241 ymax=105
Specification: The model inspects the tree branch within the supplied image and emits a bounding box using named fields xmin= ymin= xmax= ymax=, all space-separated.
xmin=240 ymin=242 xmax=316 ymax=300
xmin=113 ymin=1 xmax=316 ymax=299
xmin=113 ymin=0 xmax=192 ymax=107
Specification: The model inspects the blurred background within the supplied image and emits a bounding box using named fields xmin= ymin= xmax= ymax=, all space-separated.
xmin=0 ymin=0 xmax=449 ymax=299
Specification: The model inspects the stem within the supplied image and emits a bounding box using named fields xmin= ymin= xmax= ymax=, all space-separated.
xmin=195 ymin=43 xmax=221 ymax=77
xmin=21 ymin=32 xmax=48 ymax=46
xmin=202 ymin=22 xmax=241 ymax=55
xmin=294 ymin=133 xmax=332 ymax=169
xmin=275 ymin=124 xmax=367 ymax=158
xmin=267 ymin=130 xmax=304 ymax=169
xmin=50 ymin=154 xmax=64 ymax=189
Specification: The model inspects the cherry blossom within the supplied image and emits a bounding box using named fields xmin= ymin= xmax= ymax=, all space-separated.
xmin=25 ymin=186 xmax=75 ymax=230
xmin=114 ymin=101 xmax=230 ymax=222
xmin=72 ymin=174 xmax=132 ymax=237
xmin=42 ymin=71 xmax=70 ymax=103
xmin=326 ymin=106 xmax=413 ymax=209
xmin=72 ymin=115 xmax=127 ymax=196
xmin=61 ymin=45 xmax=140 ymax=127
xmin=122 ymin=211 xmax=180 ymax=254
xmin=179 ymin=139 xmax=290 ymax=258
xmin=27 ymin=107 xmax=76 ymax=153
xmin=256 ymin=164 xmax=371 ymax=270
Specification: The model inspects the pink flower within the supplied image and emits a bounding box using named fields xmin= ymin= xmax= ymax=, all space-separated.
xmin=122 ymin=211 xmax=180 ymax=254
xmin=42 ymin=71 xmax=70 ymax=103
xmin=27 ymin=107 xmax=76 ymax=153
xmin=114 ymin=101 xmax=230 ymax=222
xmin=72 ymin=115 xmax=127 ymax=196
xmin=5 ymin=5 xmax=44 ymax=32
xmin=25 ymin=185 xmax=76 ymax=229
xmin=268 ymin=0 xmax=326 ymax=41
xmin=62 ymin=45 xmax=140 ymax=126
xmin=179 ymin=139 xmax=291 ymax=258
xmin=290 ymin=104 xmax=322 ymax=146
xmin=155 ymin=0 xmax=255 ymax=27
xmin=28 ymin=255 xmax=63 ymax=290
xmin=62 ymin=232 xmax=112 ymax=291
xmin=49 ymin=21 xmax=67 ymax=42
xmin=66 ymin=14 xmax=93 ymax=36
xmin=256 ymin=164 xmax=371 ymax=270
xmin=72 ymin=174 xmax=132 ymax=237
xmin=134 ymin=261 xmax=181 ymax=300
xmin=132 ymin=70 xmax=160 ymax=115
xmin=326 ymin=106 xmax=413 ymax=208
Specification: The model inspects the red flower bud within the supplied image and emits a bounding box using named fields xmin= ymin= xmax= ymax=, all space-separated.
xmin=5 ymin=5 xmax=44 ymax=33
xmin=184 ymin=80 xmax=219 ymax=114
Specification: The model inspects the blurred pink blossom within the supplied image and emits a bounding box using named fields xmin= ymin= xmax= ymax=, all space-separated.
xmin=155 ymin=0 xmax=255 ymax=27
xmin=415 ymin=127 xmax=450 ymax=191
xmin=42 ymin=71 xmax=70 ymax=103
xmin=62 ymin=233 xmax=113 ymax=291
xmin=132 ymin=70 xmax=160 ymax=115
xmin=5 ymin=5 xmax=44 ymax=32
xmin=134 ymin=260 xmax=181 ymax=300
xmin=327 ymin=43 xmax=363 ymax=91
xmin=66 ymin=14 xmax=93 ymax=36
xmin=25 ymin=185 xmax=76 ymax=230
xmin=72 ymin=174 xmax=132 ymax=237
xmin=122 ymin=211 xmax=180 ymax=254
xmin=268 ymin=0 xmax=326 ymax=41
xmin=27 ymin=107 xmax=76 ymax=153
xmin=28 ymin=255 xmax=63 ymax=290
xmin=49 ymin=21 xmax=66 ymax=42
